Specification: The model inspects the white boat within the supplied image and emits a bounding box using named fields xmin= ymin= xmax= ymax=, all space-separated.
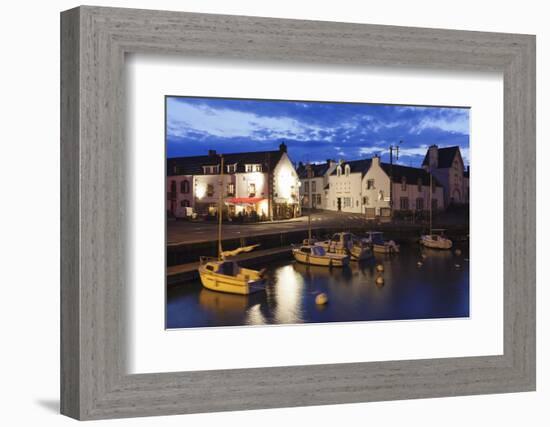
xmin=363 ymin=231 xmax=400 ymax=254
xmin=198 ymin=155 xmax=266 ymax=295
xmin=292 ymin=243 xmax=349 ymax=267
xmin=420 ymin=229 xmax=453 ymax=249
xmin=316 ymin=232 xmax=374 ymax=261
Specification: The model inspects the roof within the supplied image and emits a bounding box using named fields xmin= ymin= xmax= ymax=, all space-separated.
xmin=330 ymin=159 xmax=372 ymax=176
xmin=297 ymin=162 xmax=332 ymax=179
xmin=167 ymin=149 xmax=284 ymax=176
xmin=380 ymin=163 xmax=443 ymax=187
xmin=421 ymin=146 xmax=461 ymax=169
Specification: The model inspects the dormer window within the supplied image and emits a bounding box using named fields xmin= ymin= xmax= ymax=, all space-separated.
xmin=345 ymin=165 xmax=350 ymax=176
xmin=202 ymin=165 xmax=219 ymax=174
xmin=227 ymin=163 xmax=237 ymax=173
xmin=336 ymin=166 xmax=342 ymax=177
xmin=245 ymin=164 xmax=262 ymax=172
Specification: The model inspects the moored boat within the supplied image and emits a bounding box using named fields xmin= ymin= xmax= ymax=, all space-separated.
xmin=316 ymin=232 xmax=373 ymax=261
xmin=198 ymin=154 xmax=266 ymax=295
xmin=363 ymin=231 xmax=400 ymax=254
xmin=420 ymin=229 xmax=453 ymax=249
xmin=292 ymin=243 xmax=349 ymax=267
xmin=199 ymin=257 xmax=266 ymax=295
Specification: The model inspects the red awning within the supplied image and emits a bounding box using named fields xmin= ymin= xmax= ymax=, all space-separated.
xmin=225 ymin=197 xmax=266 ymax=205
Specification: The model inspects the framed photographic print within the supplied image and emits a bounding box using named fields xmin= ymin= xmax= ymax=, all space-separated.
xmin=61 ymin=6 xmax=536 ymax=420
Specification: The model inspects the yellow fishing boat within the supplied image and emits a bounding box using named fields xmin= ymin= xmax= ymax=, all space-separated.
xmin=198 ymin=155 xmax=266 ymax=295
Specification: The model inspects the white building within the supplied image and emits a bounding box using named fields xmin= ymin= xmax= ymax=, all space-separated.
xmin=422 ymin=145 xmax=468 ymax=206
xmin=325 ymin=155 xmax=444 ymax=217
xmin=327 ymin=159 xmax=371 ymax=213
xmin=297 ymin=160 xmax=337 ymax=210
xmin=167 ymin=143 xmax=300 ymax=220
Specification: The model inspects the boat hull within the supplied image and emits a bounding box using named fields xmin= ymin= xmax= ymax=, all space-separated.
xmin=199 ymin=267 xmax=266 ymax=295
xmin=292 ymin=249 xmax=348 ymax=267
xmin=316 ymin=242 xmax=372 ymax=261
xmin=420 ymin=238 xmax=452 ymax=250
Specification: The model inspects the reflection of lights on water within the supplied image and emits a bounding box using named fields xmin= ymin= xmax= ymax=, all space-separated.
xmin=245 ymin=304 xmax=267 ymax=325
xmin=273 ymin=265 xmax=304 ymax=324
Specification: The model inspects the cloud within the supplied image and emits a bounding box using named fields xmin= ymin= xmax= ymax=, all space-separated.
xmin=410 ymin=109 xmax=469 ymax=135
xmin=167 ymin=98 xmax=332 ymax=142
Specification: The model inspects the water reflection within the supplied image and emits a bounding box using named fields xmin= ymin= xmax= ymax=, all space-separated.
xmin=166 ymin=243 xmax=470 ymax=329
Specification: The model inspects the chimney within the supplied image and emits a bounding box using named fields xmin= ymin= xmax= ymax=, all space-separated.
xmin=208 ymin=149 xmax=217 ymax=157
xmin=428 ymin=145 xmax=438 ymax=169
xmin=279 ymin=142 xmax=287 ymax=153
xmin=372 ymin=154 xmax=380 ymax=166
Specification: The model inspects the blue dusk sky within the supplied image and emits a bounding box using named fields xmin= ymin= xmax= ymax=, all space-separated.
xmin=166 ymin=96 xmax=470 ymax=167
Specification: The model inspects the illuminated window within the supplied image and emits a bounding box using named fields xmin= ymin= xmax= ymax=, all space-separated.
xmin=227 ymin=183 xmax=235 ymax=197
xmin=248 ymin=183 xmax=256 ymax=197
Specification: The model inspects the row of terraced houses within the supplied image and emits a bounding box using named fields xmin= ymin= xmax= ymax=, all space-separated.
xmin=167 ymin=143 xmax=469 ymax=220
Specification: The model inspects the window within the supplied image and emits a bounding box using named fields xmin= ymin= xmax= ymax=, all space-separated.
xmin=400 ymin=197 xmax=409 ymax=210
xmin=304 ymin=181 xmax=309 ymax=193
xmin=206 ymin=184 xmax=214 ymax=197
xmin=432 ymin=199 xmax=438 ymax=211
xmin=227 ymin=183 xmax=235 ymax=197
xmin=432 ymin=181 xmax=436 ymax=193
xmin=170 ymin=180 xmax=176 ymax=194
xmin=248 ymin=183 xmax=256 ymax=197
xmin=416 ymin=197 xmax=424 ymax=211
xmin=367 ymin=179 xmax=375 ymax=189
xmin=343 ymin=197 xmax=351 ymax=208
xmin=345 ymin=165 xmax=350 ymax=176
xmin=312 ymin=181 xmax=316 ymax=192
xmin=180 ymin=200 xmax=190 ymax=208
xmin=316 ymin=194 xmax=322 ymax=207
xmin=401 ymin=176 xmax=407 ymax=191
xmin=227 ymin=164 xmax=237 ymax=173
xmin=417 ymin=178 xmax=422 ymax=192
xmin=202 ymin=165 xmax=219 ymax=174
xmin=181 ymin=180 xmax=190 ymax=194
xmin=245 ymin=164 xmax=262 ymax=172
xmin=362 ymin=196 xmax=367 ymax=205
xmin=356 ymin=200 xmax=359 ymax=207
xmin=336 ymin=166 xmax=342 ymax=176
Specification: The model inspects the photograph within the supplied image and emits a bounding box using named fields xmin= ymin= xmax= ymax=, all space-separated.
xmin=165 ymin=96 xmax=470 ymax=329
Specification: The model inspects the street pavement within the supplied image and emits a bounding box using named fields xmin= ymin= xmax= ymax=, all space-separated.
xmin=167 ymin=210 xmax=370 ymax=245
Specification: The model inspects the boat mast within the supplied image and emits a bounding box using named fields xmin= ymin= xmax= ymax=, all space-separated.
xmin=308 ymin=207 xmax=312 ymax=241
xmin=218 ymin=155 xmax=224 ymax=260
xmin=429 ymin=172 xmax=433 ymax=235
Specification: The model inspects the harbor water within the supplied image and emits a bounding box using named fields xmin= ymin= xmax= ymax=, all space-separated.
xmin=166 ymin=242 xmax=469 ymax=329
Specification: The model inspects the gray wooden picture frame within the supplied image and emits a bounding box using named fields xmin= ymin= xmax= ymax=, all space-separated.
xmin=60 ymin=5 xmax=536 ymax=420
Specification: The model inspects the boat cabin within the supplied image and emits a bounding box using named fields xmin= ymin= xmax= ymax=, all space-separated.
xmin=299 ymin=245 xmax=327 ymax=256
